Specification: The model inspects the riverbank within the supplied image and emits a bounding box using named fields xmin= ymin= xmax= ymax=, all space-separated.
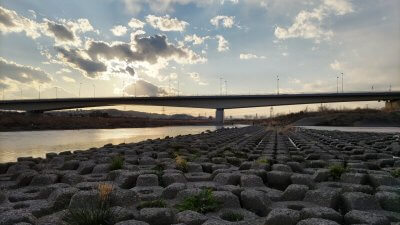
xmin=0 ymin=111 xmax=218 ymax=131
xmin=255 ymin=108 xmax=400 ymax=127
xmin=0 ymin=126 xmax=399 ymax=225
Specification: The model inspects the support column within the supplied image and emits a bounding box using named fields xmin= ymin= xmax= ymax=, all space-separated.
xmin=215 ymin=108 xmax=224 ymax=125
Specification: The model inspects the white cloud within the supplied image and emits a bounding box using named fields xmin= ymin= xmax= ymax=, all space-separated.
xmin=0 ymin=57 xmax=52 ymax=89
xmin=239 ymin=53 xmax=266 ymax=60
xmin=122 ymin=0 xmax=216 ymax=14
xmin=188 ymin=72 xmax=208 ymax=85
xmin=111 ymin=25 xmax=128 ymax=36
xmin=210 ymin=15 xmax=235 ymax=28
xmin=216 ymin=35 xmax=229 ymax=52
xmin=128 ymin=18 xmax=145 ymax=29
xmin=61 ymin=76 xmax=76 ymax=83
xmin=274 ymin=0 xmax=353 ymax=42
xmin=124 ymin=79 xmax=167 ymax=96
xmin=330 ymin=60 xmax=342 ymax=71
xmin=0 ymin=6 xmax=42 ymax=39
xmin=146 ymin=14 xmax=188 ymax=32
xmin=184 ymin=34 xmax=209 ymax=45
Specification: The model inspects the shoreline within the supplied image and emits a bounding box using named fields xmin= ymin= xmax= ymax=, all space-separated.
xmin=0 ymin=126 xmax=398 ymax=224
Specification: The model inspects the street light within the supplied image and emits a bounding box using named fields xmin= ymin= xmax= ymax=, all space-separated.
xmin=336 ymin=76 xmax=339 ymax=93
xmin=341 ymin=72 xmax=344 ymax=93
xmin=79 ymin=82 xmax=82 ymax=98
xmin=225 ymin=80 xmax=227 ymax=95
xmin=277 ymin=75 xmax=280 ymax=95
xmin=220 ymin=77 xmax=223 ymax=95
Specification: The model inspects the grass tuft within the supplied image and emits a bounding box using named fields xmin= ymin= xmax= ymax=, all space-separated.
xmin=391 ymin=168 xmax=400 ymax=178
xmin=109 ymin=155 xmax=124 ymax=171
xmin=329 ymin=164 xmax=347 ymax=180
xmin=175 ymin=155 xmax=188 ymax=173
xmin=176 ymin=189 xmax=221 ymax=214
xmin=256 ymin=156 xmax=269 ymax=165
xmin=64 ymin=183 xmax=115 ymax=225
xmin=137 ymin=199 xmax=167 ymax=210
xmin=220 ymin=211 xmax=244 ymax=222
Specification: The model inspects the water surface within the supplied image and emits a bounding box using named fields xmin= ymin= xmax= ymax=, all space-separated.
xmin=0 ymin=125 xmax=243 ymax=162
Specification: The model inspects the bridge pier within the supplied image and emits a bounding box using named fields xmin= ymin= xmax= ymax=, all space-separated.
xmin=385 ymin=100 xmax=400 ymax=111
xmin=215 ymin=108 xmax=224 ymax=125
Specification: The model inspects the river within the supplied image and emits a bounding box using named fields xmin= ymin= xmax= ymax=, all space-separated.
xmin=0 ymin=125 xmax=244 ymax=163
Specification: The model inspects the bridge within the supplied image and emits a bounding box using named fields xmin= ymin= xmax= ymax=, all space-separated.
xmin=1 ymin=92 xmax=399 ymax=124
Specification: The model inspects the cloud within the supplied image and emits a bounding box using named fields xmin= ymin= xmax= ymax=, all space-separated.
xmin=0 ymin=57 xmax=52 ymax=88
xmin=0 ymin=6 xmax=41 ymax=39
xmin=146 ymin=14 xmax=188 ymax=32
xmin=239 ymin=53 xmax=266 ymax=60
xmin=55 ymin=47 xmax=107 ymax=78
xmin=330 ymin=60 xmax=342 ymax=71
xmin=124 ymin=79 xmax=167 ymax=96
xmin=210 ymin=15 xmax=235 ymax=28
xmin=274 ymin=0 xmax=353 ymax=42
xmin=61 ymin=76 xmax=76 ymax=83
xmin=0 ymin=6 xmax=95 ymax=46
xmin=111 ymin=25 xmax=128 ymax=36
xmin=45 ymin=20 xmax=76 ymax=44
xmin=122 ymin=0 xmax=216 ymax=14
xmin=184 ymin=34 xmax=209 ymax=45
xmin=216 ymin=35 xmax=229 ymax=52
xmin=55 ymin=34 xmax=205 ymax=79
xmin=128 ymin=18 xmax=145 ymax=29
xmin=188 ymin=72 xmax=208 ymax=85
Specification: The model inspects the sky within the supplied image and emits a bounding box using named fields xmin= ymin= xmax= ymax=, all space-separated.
xmin=0 ymin=0 xmax=399 ymax=117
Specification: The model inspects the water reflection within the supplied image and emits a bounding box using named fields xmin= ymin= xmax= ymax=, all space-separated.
xmin=0 ymin=125 xmax=244 ymax=163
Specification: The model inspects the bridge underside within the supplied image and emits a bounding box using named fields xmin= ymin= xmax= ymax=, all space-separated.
xmin=1 ymin=92 xmax=399 ymax=124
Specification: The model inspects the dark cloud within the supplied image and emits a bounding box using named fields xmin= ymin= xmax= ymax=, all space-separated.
xmin=55 ymin=47 xmax=107 ymax=78
xmin=46 ymin=21 xmax=75 ymax=42
xmin=126 ymin=66 xmax=135 ymax=76
xmin=0 ymin=7 xmax=15 ymax=27
xmin=0 ymin=57 xmax=52 ymax=86
xmin=124 ymin=80 xmax=167 ymax=96
xmin=87 ymin=35 xmax=188 ymax=64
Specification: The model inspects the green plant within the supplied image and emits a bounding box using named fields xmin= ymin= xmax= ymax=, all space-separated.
xmin=220 ymin=211 xmax=244 ymax=222
xmin=256 ymin=156 xmax=269 ymax=165
xmin=175 ymin=155 xmax=188 ymax=173
xmin=391 ymin=168 xmax=400 ymax=178
xmin=176 ymin=189 xmax=221 ymax=214
xmin=137 ymin=199 xmax=167 ymax=210
xmin=109 ymin=155 xmax=124 ymax=171
xmin=329 ymin=164 xmax=347 ymax=180
xmin=152 ymin=164 xmax=165 ymax=187
xmin=64 ymin=183 xmax=116 ymax=225
xmin=64 ymin=207 xmax=115 ymax=225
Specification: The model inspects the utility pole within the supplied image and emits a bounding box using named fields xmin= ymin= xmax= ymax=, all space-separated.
xmin=38 ymin=85 xmax=41 ymax=99
xmin=177 ymin=80 xmax=180 ymax=96
xmin=277 ymin=75 xmax=280 ymax=95
xmin=336 ymin=76 xmax=339 ymax=93
xmin=79 ymin=82 xmax=82 ymax=98
xmin=168 ymin=76 xmax=171 ymax=96
xmin=122 ymin=80 xmax=125 ymax=97
xmin=341 ymin=72 xmax=344 ymax=93
xmin=371 ymin=85 xmax=374 ymax=92
xmin=225 ymin=80 xmax=227 ymax=95
xmin=220 ymin=77 xmax=223 ymax=95
xmin=389 ymin=84 xmax=391 ymax=92
xmin=55 ymin=87 xmax=58 ymax=99
xmin=270 ymin=106 xmax=273 ymax=118
xmin=134 ymin=82 xmax=137 ymax=97
xmin=92 ymin=84 xmax=96 ymax=98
